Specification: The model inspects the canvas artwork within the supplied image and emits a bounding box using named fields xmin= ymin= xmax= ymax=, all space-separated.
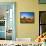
xmin=20 ymin=12 xmax=34 ymax=23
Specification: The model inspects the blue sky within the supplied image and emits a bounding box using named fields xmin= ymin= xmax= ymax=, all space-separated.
xmin=20 ymin=12 xmax=34 ymax=18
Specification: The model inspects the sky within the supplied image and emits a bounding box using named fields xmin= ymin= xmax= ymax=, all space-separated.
xmin=20 ymin=12 xmax=34 ymax=18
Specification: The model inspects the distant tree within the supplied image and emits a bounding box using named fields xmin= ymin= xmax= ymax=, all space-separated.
xmin=23 ymin=17 xmax=26 ymax=19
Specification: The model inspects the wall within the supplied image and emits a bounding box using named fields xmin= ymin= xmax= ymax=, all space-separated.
xmin=0 ymin=0 xmax=40 ymax=40
xmin=16 ymin=0 xmax=39 ymax=40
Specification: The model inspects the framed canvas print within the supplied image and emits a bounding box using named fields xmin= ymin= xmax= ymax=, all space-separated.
xmin=20 ymin=12 xmax=34 ymax=23
xmin=39 ymin=11 xmax=46 ymax=35
xmin=39 ymin=0 xmax=46 ymax=4
xmin=0 ymin=2 xmax=16 ymax=40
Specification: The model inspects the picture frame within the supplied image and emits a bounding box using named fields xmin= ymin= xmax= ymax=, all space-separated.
xmin=39 ymin=0 xmax=46 ymax=4
xmin=20 ymin=12 xmax=34 ymax=23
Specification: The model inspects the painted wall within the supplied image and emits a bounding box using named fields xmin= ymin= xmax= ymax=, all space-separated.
xmin=0 ymin=0 xmax=42 ymax=40
xmin=16 ymin=0 xmax=39 ymax=40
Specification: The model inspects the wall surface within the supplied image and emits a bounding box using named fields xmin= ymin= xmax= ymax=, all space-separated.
xmin=0 ymin=0 xmax=42 ymax=40
xmin=16 ymin=0 xmax=39 ymax=40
